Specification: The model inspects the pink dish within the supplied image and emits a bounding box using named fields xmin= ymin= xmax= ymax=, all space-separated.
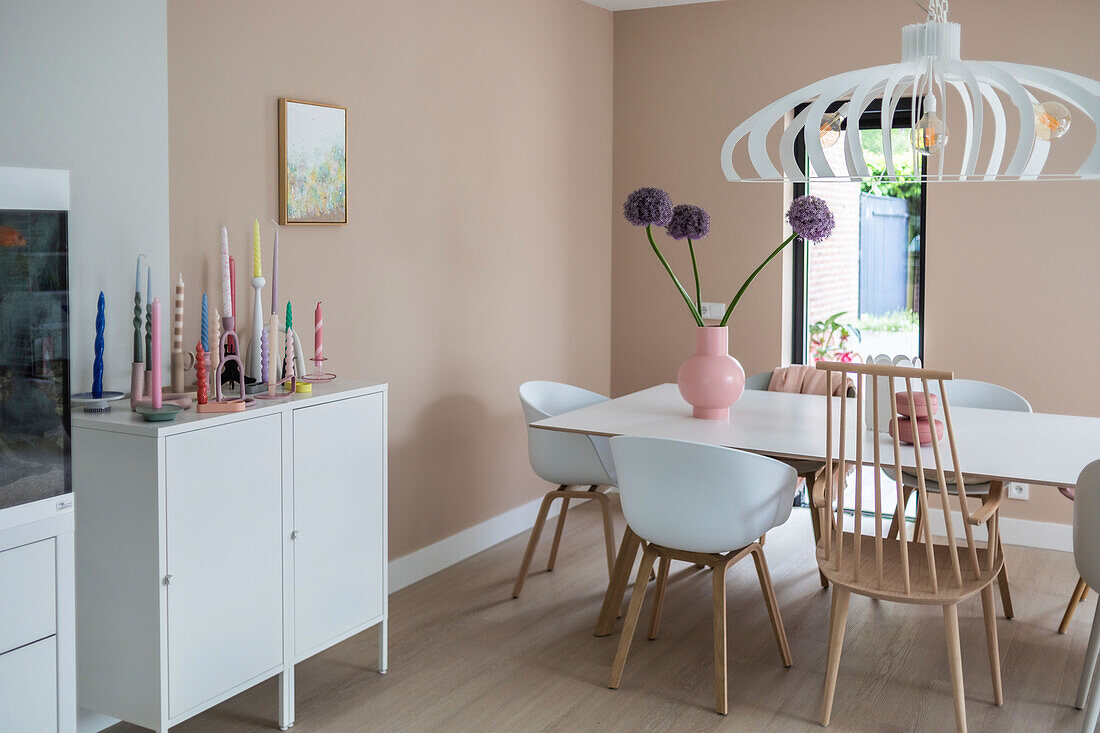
xmin=895 ymin=390 xmax=939 ymax=419
xmin=889 ymin=415 xmax=944 ymax=445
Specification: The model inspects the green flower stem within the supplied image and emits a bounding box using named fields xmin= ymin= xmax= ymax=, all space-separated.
xmin=687 ymin=238 xmax=702 ymax=315
xmin=719 ymin=232 xmax=798 ymax=327
xmin=647 ymin=225 xmax=704 ymax=327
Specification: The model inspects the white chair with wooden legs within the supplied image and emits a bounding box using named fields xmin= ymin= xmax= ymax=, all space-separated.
xmin=1060 ymin=486 xmax=1091 ymax=634
xmin=606 ymin=436 xmax=796 ymax=715
xmin=512 ymin=381 xmax=618 ymax=599
xmin=816 ymin=362 xmax=1004 ymax=733
xmin=885 ymin=378 xmax=1030 ymax=619
xmin=1071 ymin=460 xmax=1100 ymax=731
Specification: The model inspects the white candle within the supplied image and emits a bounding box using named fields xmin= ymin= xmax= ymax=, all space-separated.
xmin=220 ymin=226 xmax=232 ymax=318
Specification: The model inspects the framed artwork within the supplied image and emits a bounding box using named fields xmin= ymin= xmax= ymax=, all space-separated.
xmin=278 ymin=99 xmax=347 ymax=225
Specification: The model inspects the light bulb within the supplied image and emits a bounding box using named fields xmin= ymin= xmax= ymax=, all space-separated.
xmin=819 ymin=111 xmax=843 ymax=147
xmin=1034 ymin=101 xmax=1071 ymax=141
xmin=911 ymin=96 xmax=948 ymax=156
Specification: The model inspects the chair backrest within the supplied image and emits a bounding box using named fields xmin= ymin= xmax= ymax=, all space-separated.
xmin=817 ymin=360 xmax=995 ymax=597
xmin=609 ymin=436 xmax=797 ymax=554
xmin=519 ymin=381 xmax=615 ymax=487
xmin=1074 ymin=460 xmax=1100 ymax=587
xmin=941 ymin=379 xmax=1031 ymax=413
xmin=745 ymin=370 xmax=773 ymax=391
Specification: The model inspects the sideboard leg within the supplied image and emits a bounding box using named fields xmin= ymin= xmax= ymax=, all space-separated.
xmin=278 ymin=668 xmax=295 ymax=730
xmin=378 ymin=619 xmax=389 ymax=674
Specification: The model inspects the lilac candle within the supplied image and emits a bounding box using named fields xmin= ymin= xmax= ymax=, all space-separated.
xmin=150 ymin=298 xmax=162 ymax=409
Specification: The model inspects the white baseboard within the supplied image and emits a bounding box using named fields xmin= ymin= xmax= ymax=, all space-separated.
xmin=923 ymin=508 xmax=1072 ymax=552
xmin=388 ymin=492 xmax=561 ymax=593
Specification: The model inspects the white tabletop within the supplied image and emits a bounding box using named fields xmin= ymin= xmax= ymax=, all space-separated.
xmin=531 ymin=384 xmax=1100 ymax=488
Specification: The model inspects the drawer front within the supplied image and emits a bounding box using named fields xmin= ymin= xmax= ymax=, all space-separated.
xmin=293 ymin=393 xmax=385 ymax=658
xmin=0 ymin=635 xmax=58 ymax=733
xmin=0 ymin=539 xmax=56 ymax=655
xmin=165 ymin=415 xmax=284 ymax=719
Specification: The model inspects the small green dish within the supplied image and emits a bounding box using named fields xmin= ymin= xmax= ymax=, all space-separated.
xmin=136 ymin=404 xmax=184 ymax=422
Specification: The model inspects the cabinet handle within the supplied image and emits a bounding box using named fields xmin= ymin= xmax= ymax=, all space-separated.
xmin=291 ymin=530 xmax=300 ymax=540
xmin=163 ymin=574 xmax=173 ymax=586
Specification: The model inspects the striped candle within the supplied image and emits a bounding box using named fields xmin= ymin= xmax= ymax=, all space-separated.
xmin=200 ymin=292 xmax=209 ymax=352
xmin=172 ymin=274 xmax=184 ymax=355
xmin=314 ymin=301 xmax=323 ymax=362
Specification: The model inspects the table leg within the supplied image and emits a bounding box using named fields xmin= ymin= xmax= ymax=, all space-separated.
xmin=595 ymin=525 xmax=641 ymax=637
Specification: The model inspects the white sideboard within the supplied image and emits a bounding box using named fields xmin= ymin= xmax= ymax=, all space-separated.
xmin=0 ymin=501 xmax=75 ymax=733
xmin=72 ymin=381 xmax=388 ymax=732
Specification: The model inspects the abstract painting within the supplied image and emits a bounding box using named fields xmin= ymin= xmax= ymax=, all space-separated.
xmin=279 ymin=99 xmax=347 ymax=224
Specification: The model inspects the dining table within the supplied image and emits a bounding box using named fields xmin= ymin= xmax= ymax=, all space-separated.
xmin=529 ymin=383 xmax=1100 ymax=636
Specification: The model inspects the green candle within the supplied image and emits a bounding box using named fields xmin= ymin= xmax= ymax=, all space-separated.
xmin=285 ymin=301 xmax=292 ymax=336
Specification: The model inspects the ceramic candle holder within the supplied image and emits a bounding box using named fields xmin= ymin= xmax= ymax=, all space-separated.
xmin=215 ymin=315 xmax=248 ymax=404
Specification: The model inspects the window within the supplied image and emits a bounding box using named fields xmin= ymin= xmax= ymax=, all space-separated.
xmin=791 ymin=100 xmax=926 ymax=365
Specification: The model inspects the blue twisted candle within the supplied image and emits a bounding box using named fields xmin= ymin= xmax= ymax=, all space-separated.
xmin=200 ymin=292 xmax=209 ymax=352
xmin=92 ymin=291 xmax=105 ymax=398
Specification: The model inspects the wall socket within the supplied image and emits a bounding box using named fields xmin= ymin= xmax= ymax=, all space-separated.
xmin=1006 ymin=482 xmax=1029 ymax=500
xmin=700 ymin=302 xmax=726 ymax=320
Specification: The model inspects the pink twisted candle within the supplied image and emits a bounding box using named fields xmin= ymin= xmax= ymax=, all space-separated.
xmin=150 ymin=299 xmax=162 ymax=409
xmin=260 ymin=326 xmax=270 ymax=384
xmin=314 ymin=301 xmax=323 ymax=362
xmin=284 ymin=328 xmax=295 ymax=381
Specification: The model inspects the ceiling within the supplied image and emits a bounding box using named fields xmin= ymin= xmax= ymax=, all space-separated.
xmin=583 ymin=0 xmax=724 ymax=10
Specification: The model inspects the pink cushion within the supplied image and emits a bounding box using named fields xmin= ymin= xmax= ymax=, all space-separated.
xmin=889 ymin=416 xmax=944 ymax=445
xmin=895 ymin=390 xmax=939 ymax=418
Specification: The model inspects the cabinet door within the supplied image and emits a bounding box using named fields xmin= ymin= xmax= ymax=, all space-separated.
xmin=0 ymin=538 xmax=56 ymax=655
xmin=293 ymin=393 xmax=384 ymax=659
xmin=0 ymin=636 xmax=57 ymax=732
xmin=165 ymin=415 xmax=283 ymax=719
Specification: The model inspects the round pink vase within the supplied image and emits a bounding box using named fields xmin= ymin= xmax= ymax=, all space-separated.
xmin=677 ymin=326 xmax=745 ymax=420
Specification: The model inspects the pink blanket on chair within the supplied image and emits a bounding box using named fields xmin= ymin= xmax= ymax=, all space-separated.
xmin=768 ymin=365 xmax=851 ymax=396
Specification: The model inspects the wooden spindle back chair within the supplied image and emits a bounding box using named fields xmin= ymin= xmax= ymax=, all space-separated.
xmin=814 ymin=361 xmax=1004 ymax=733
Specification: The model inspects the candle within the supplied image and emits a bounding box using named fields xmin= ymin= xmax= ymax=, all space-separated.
xmin=145 ymin=265 xmax=152 ymax=371
xmin=229 ymin=256 xmax=237 ymax=327
xmin=93 ymin=291 xmax=105 ymax=398
xmin=195 ymin=341 xmax=207 ymax=405
xmin=151 ymin=298 xmax=162 ymax=409
xmin=200 ymin=292 xmax=209 ymax=352
xmin=220 ymin=226 xmax=232 ymax=317
xmin=133 ymin=255 xmax=144 ymax=363
xmin=285 ymin=300 xmax=292 ymax=336
xmin=173 ymin=274 xmax=184 ymax=355
xmin=284 ymin=327 xmax=296 ymax=381
xmin=253 ymin=219 xmax=262 ymax=278
xmin=270 ymin=220 xmax=279 ymax=315
xmin=314 ymin=301 xmax=323 ymax=362
xmin=212 ymin=307 xmax=222 ymax=377
xmin=260 ymin=325 xmax=270 ymax=384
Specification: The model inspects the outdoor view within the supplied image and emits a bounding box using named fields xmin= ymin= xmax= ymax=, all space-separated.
xmin=805 ymin=127 xmax=922 ymax=363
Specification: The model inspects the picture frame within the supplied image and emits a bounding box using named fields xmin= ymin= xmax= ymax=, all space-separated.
xmin=278 ymin=98 xmax=347 ymax=225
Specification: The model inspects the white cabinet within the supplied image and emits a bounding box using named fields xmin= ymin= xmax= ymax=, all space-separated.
xmin=0 ymin=636 xmax=58 ymax=732
xmin=165 ymin=416 xmax=284 ymax=719
xmin=73 ymin=381 xmax=388 ymax=732
xmin=293 ymin=393 xmax=385 ymax=659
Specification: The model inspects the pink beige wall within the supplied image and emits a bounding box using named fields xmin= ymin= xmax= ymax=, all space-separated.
xmin=168 ymin=0 xmax=613 ymax=558
xmin=613 ymin=0 xmax=1100 ymax=524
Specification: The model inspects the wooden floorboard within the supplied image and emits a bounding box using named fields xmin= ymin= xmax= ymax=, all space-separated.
xmin=107 ymin=500 xmax=1091 ymax=732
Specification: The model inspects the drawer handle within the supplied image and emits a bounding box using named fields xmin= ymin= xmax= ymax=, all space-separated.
xmin=291 ymin=530 xmax=300 ymax=540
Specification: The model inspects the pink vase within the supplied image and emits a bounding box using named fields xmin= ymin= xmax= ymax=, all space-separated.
xmin=677 ymin=326 xmax=745 ymax=420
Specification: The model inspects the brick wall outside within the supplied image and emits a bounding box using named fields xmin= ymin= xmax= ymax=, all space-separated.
xmin=807 ymin=139 xmax=861 ymax=326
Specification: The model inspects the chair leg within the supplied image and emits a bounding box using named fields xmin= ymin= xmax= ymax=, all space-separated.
xmin=545 ymin=497 xmax=570 ymax=572
xmin=608 ymin=545 xmax=659 ymax=690
xmin=647 ymin=556 xmax=671 ymax=640
xmin=1061 ymin=577 xmax=1089 ymax=634
xmin=943 ymin=603 xmax=968 ymax=733
xmin=1076 ymin=605 xmax=1100 ymax=709
xmin=593 ymin=490 xmax=617 ymax=578
xmin=512 ymin=488 xmax=562 ymax=598
xmin=595 ymin=526 xmax=641 ymax=636
xmin=886 ymin=485 xmax=914 ymax=541
xmin=821 ymin=587 xmax=851 ymax=726
xmin=808 ymin=501 xmax=830 ymax=589
xmin=1085 ymin=585 xmax=1091 ymax=602
xmin=713 ymin=559 xmax=729 ymax=715
xmin=751 ymin=544 xmax=792 ymax=667
xmin=980 ymin=585 xmax=1003 ymax=705
xmin=995 ymin=531 xmax=1014 ymax=620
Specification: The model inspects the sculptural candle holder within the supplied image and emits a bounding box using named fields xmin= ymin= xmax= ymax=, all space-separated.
xmin=302 ymin=356 xmax=336 ymax=383
xmin=215 ymin=315 xmax=247 ymax=403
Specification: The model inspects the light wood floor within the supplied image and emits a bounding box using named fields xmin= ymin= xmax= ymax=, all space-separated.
xmin=110 ymin=501 xmax=1091 ymax=732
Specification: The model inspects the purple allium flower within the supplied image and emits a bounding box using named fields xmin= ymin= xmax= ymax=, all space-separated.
xmin=665 ymin=204 xmax=710 ymax=241
xmin=786 ymin=195 xmax=835 ymax=243
xmin=623 ymin=187 xmax=673 ymax=227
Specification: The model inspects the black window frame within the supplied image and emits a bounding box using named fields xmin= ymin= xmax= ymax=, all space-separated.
xmin=790 ymin=98 xmax=928 ymax=364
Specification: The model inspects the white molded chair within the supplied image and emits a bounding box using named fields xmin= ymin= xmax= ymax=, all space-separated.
xmin=606 ymin=436 xmax=796 ymax=715
xmin=888 ymin=379 xmax=1031 ymax=619
xmin=1073 ymin=460 xmax=1100 ymax=731
xmin=512 ymin=381 xmax=618 ymax=598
